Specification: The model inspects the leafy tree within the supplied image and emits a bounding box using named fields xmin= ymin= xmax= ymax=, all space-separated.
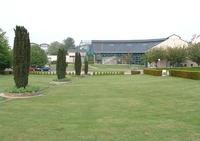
xmin=166 ymin=47 xmax=187 ymax=67
xmin=145 ymin=48 xmax=166 ymax=67
xmin=63 ymin=37 xmax=75 ymax=51
xmin=74 ymin=52 xmax=82 ymax=75
xmin=13 ymin=26 xmax=31 ymax=88
xmin=84 ymin=57 xmax=88 ymax=75
xmin=0 ymin=28 xmax=11 ymax=73
xmin=56 ymin=49 xmax=66 ymax=79
xmin=48 ymin=37 xmax=75 ymax=55
xmin=188 ymin=43 xmax=200 ymax=66
xmin=31 ymin=44 xmax=48 ymax=66
xmin=47 ymin=41 xmax=64 ymax=55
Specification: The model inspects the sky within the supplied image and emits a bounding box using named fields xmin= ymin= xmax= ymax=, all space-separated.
xmin=1 ymin=0 xmax=200 ymax=46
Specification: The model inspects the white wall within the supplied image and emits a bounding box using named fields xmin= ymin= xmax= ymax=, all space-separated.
xmin=148 ymin=35 xmax=200 ymax=67
xmin=48 ymin=52 xmax=86 ymax=63
xmin=153 ymin=35 xmax=188 ymax=49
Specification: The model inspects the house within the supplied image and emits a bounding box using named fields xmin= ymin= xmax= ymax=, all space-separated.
xmin=47 ymin=48 xmax=86 ymax=63
xmin=90 ymin=34 xmax=193 ymax=66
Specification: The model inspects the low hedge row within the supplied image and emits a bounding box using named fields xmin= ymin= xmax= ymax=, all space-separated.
xmin=131 ymin=70 xmax=141 ymax=75
xmin=143 ymin=69 xmax=162 ymax=76
xmin=93 ymin=71 xmax=124 ymax=75
xmin=30 ymin=71 xmax=76 ymax=75
xmin=170 ymin=70 xmax=200 ymax=80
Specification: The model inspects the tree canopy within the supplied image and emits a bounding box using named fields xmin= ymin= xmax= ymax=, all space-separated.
xmin=188 ymin=43 xmax=200 ymax=66
xmin=47 ymin=41 xmax=64 ymax=55
xmin=47 ymin=37 xmax=75 ymax=55
xmin=145 ymin=48 xmax=166 ymax=65
xmin=31 ymin=44 xmax=48 ymax=66
xmin=63 ymin=37 xmax=75 ymax=50
xmin=166 ymin=47 xmax=187 ymax=67
xmin=0 ymin=28 xmax=11 ymax=72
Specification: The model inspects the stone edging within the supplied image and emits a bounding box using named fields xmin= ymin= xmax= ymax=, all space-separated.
xmin=0 ymin=93 xmax=42 ymax=99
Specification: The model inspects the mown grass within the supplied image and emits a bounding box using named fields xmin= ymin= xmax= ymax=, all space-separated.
xmin=50 ymin=64 xmax=144 ymax=72
xmin=0 ymin=74 xmax=199 ymax=141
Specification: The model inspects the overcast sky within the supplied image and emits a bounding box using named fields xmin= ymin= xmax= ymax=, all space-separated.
xmin=1 ymin=0 xmax=200 ymax=46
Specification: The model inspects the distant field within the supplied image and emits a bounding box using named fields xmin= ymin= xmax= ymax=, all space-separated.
xmin=50 ymin=64 xmax=144 ymax=72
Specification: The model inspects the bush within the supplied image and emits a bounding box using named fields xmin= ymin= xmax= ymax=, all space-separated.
xmin=131 ymin=70 xmax=141 ymax=75
xmin=170 ymin=70 xmax=200 ymax=80
xmin=143 ymin=69 xmax=162 ymax=76
xmin=7 ymin=85 xmax=40 ymax=93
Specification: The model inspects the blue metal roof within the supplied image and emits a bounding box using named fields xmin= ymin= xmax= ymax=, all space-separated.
xmin=91 ymin=38 xmax=167 ymax=54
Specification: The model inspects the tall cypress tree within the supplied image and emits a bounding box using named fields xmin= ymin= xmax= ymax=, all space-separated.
xmin=84 ymin=57 xmax=88 ymax=75
xmin=75 ymin=52 xmax=82 ymax=75
xmin=56 ymin=49 xmax=66 ymax=79
xmin=13 ymin=26 xmax=30 ymax=88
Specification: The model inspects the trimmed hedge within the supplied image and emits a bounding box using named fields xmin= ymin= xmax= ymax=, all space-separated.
xmin=93 ymin=71 xmax=124 ymax=76
xmin=30 ymin=71 xmax=56 ymax=75
xmin=143 ymin=69 xmax=162 ymax=76
xmin=30 ymin=71 xmax=77 ymax=76
xmin=131 ymin=70 xmax=141 ymax=75
xmin=170 ymin=70 xmax=200 ymax=80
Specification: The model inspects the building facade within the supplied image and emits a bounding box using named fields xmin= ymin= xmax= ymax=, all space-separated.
xmin=90 ymin=34 xmax=195 ymax=67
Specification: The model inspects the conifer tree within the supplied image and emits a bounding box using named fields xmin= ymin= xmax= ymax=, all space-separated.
xmin=84 ymin=57 xmax=88 ymax=75
xmin=56 ymin=49 xmax=66 ymax=79
xmin=13 ymin=26 xmax=30 ymax=88
xmin=74 ymin=52 xmax=82 ymax=75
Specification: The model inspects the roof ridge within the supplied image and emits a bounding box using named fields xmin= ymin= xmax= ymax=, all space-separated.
xmin=92 ymin=38 xmax=167 ymax=43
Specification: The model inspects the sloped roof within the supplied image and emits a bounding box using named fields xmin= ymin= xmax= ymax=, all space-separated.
xmin=91 ymin=38 xmax=167 ymax=54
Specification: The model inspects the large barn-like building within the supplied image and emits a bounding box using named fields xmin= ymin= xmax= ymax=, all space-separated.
xmin=90 ymin=34 xmax=188 ymax=65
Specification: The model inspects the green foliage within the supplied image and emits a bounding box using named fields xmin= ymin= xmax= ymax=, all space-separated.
xmin=143 ymin=69 xmax=162 ymax=76
xmin=131 ymin=70 xmax=141 ymax=75
xmin=170 ymin=70 xmax=200 ymax=80
xmin=84 ymin=57 xmax=88 ymax=75
xmin=74 ymin=52 xmax=82 ymax=75
xmin=188 ymin=43 xmax=200 ymax=66
xmin=56 ymin=49 xmax=66 ymax=79
xmin=48 ymin=41 xmax=64 ymax=55
xmin=48 ymin=37 xmax=75 ymax=55
xmin=166 ymin=47 xmax=187 ymax=67
xmin=145 ymin=48 xmax=166 ymax=65
xmin=63 ymin=37 xmax=75 ymax=51
xmin=13 ymin=26 xmax=31 ymax=88
xmin=0 ymin=28 xmax=11 ymax=73
xmin=7 ymin=85 xmax=40 ymax=93
xmin=31 ymin=44 xmax=48 ymax=66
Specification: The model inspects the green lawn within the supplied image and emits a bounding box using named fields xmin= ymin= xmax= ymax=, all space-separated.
xmin=0 ymin=75 xmax=200 ymax=141
xmin=89 ymin=64 xmax=139 ymax=72
xmin=50 ymin=64 xmax=144 ymax=72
